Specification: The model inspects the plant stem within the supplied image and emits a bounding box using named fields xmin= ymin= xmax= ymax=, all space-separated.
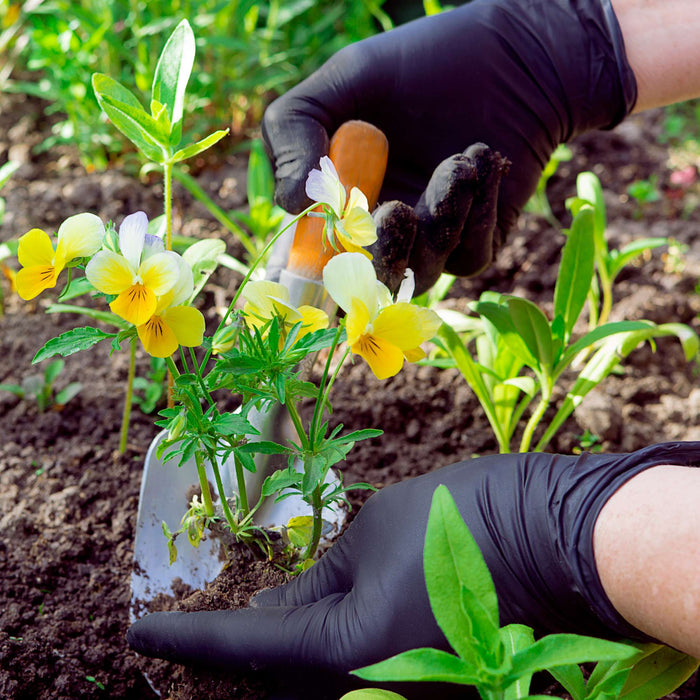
xmin=310 ymin=330 xmax=346 ymax=446
xmin=302 ymin=485 xmax=323 ymax=561
xmin=206 ymin=446 xmax=239 ymax=533
xmin=119 ymin=335 xmax=137 ymax=453
xmin=519 ymin=391 xmax=551 ymax=453
xmin=194 ymin=451 xmax=216 ymax=517
xmin=285 ymin=397 xmax=310 ymax=452
xmin=233 ymin=452 xmax=249 ymax=517
xmin=163 ymin=160 xmax=173 ymax=251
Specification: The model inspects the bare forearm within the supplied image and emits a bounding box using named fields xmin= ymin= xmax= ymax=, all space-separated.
xmin=612 ymin=0 xmax=700 ymax=112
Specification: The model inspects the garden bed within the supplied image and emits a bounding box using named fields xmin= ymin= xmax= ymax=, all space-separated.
xmin=1 ymin=91 xmax=700 ymax=699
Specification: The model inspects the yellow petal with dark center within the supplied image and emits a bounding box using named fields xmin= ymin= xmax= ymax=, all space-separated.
xmin=352 ymin=333 xmax=404 ymax=380
xmin=161 ymin=306 xmax=205 ymax=348
xmin=18 ymin=229 xmax=55 ymax=268
xmin=15 ymin=265 xmax=58 ymax=300
xmin=110 ymin=284 xmax=157 ymax=325
xmin=137 ymin=316 xmax=179 ymax=358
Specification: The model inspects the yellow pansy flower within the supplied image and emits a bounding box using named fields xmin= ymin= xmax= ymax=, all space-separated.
xmin=305 ymin=156 xmax=377 ymax=256
xmin=323 ymin=253 xmax=442 ymax=380
xmin=16 ymin=213 xmax=104 ymax=300
xmin=86 ymin=211 xmax=180 ymax=326
xmin=242 ymin=280 xmax=329 ymax=343
xmin=137 ymin=256 xmax=205 ymax=358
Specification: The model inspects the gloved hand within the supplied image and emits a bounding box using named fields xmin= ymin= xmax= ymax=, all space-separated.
xmin=261 ymin=0 xmax=637 ymax=294
xmin=127 ymin=447 xmax=663 ymax=691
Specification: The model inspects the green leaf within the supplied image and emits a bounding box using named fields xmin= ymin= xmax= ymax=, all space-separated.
xmin=507 ymin=634 xmax=638 ymax=685
xmin=507 ymin=297 xmax=554 ymax=372
xmin=425 ymin=485 xmax=500 ymax=665
xmin=32 ymin=327 xmax=115 ymax=364
xmin=330 ymin=428 xmax=383 ymax=445
xmin=554 ymin=205 xmax=595 ymax=340
xmin=261 ymin=468 xmax=302 ymax=497
xmin=237 ymin=440 xmax=289 ymax=455
xmin=620 ymin=644 xmax=699 ymax=700
xmin=55 ymin=382 xmax=82 ymax=406
xmin=500 ymin=624 xmax=536 ymax=700
xmin=547 ymin=664 xmax=586 ymax=700
xmin=247 ymin=138 xmax=275 ymax=205
xmin=608 ymin=238 xmax=668 ymax=282
xmin=340 ymin=690 xmax=407 ymax=700
xmin=576 ymin=172 xmax=607 ymax=244
xmin=302 ymin=454 xmax=328 ymax=497
xmin=44 ymin=359 xmax=65 ymax=384
xmin=171 ymin=129 xmax=229 ymax=163
xmin=352 ymin=647 xmax=478 ymax=685
xmin=286 ymin=515 xmax=313 ymax=548
xmin=92 ymin=74 xmax=166 ymax=160
xmin=152 ymin=18 xmax=195 ymax=147
xmin=211 ymin=412 xmax=255 ymax=436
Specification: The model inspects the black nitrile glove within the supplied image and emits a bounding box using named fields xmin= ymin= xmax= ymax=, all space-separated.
xmin=127 ymin=444 xmax=697 ymax=696
xmin=261 ymin=0 xmax=637 ymax=294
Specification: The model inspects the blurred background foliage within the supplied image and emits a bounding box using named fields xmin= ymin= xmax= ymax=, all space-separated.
xmin=0 ymin=0 xmax=400 ymax=170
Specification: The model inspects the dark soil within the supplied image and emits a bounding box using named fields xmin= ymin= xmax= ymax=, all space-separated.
xmin=2 ymin=90 xmax=700 ymax=699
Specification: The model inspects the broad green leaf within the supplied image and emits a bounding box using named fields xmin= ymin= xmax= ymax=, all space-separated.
xmin=92 ymin=74 xmax=167 ymax=160
xmin=261 ymin=468 xmax=302 ymax=497
xmin=340 ymin=689 xmax=407 ymax=700
xmin=554 ymin=205 xmax=595 ymax=340
xmin=237 ymin=440 xmax=289 ymax=455
xmin=507 ymin=634 xmax=638 ymax=684
xmin=507 ymin=297 xmax=554 ymax=372
xmin=247 ymin=138 xmax=275 ymax=205
xmin=608 ymin=238 xmax=669 ymax=281
xmin=425 ymin=485 xmax=500 ymax=665
xmin=620 ymin=644 xmax=699 ymax=700
xmin=475 ymin=299 xmax=540 ymax=370
xmin=547 ymin=664 xmax=586 ymax=700
xmin=33 ymin=327 xmax=115 ymax=363
xmin=501 ymin=624 xmax=536 ymax=700
xmin=212 ymin=412 xmax=256 ymax=436
xmin=182 ymin=237 xmax=226 ymax=274
xmin=301 ymin=454 xmax=327 ymax=497
xmin=152 ymin=18 xmax=195 ymax=147
xmin=55 ymin=382 xmax=82 ymax=406
xmin=576 ymin=172 xmax=607 ymax=243
xmin=171 ymin=129 xmax=230 ymax=164
xmin=44 ymin=359 xmax=65 ymax=384
xmin=286 ymin=515 xmax=313 ymax=548
xmin=352 ymin=647 xmax=478 ymax=685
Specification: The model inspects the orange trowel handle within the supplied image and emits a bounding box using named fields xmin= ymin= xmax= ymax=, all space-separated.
xmin=286 ymin=120 xmax=389 ymax=280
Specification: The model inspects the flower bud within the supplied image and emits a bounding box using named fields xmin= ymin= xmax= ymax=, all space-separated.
xmin=168 ymin=412 xmax=187 ymax=441
xmin=212 ymin=324 xmax=238 ymax=354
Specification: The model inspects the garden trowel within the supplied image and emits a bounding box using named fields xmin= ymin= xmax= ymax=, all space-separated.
xmin=130 ymin=120 xmax=389 ymax=620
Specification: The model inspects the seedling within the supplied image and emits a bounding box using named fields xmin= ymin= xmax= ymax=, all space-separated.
xmin=345 ymin=486 xmax=698 ymax=700
xmin=0 ymin=359 xmax=81 ymax=412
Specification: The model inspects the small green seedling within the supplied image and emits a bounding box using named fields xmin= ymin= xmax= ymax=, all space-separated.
xmin=0 ymin=359 xmax=81 ymax=412
xmin=524 ymin=143 xmax=573 ymax=228
xmin=345 ymin=486 xmax=698 ymax=700
xmin=627 ymin=175 xmax=661 ymax=219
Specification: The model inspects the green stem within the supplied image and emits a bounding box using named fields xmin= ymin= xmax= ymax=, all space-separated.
xmin=205 ymin=446 xmax=239 ymax=533
xmin=233 ymin=452 xmax=249 ymax=517
xmin=119 ymin=335 xmax=137 ymax=453
xmin=310 ymin=338 xmax=348 ymax=446
xmin=285 ymin=398 xmax=310 ymax=452
xmin=194 ymin=451 xmax=216 ymax=517
xmin=302 ymin=485 xmax=323 ymax=561
xmin=519 ymin=390 xmax=551 ymax=453
xmin=163 ymin=160 xmax=173 ymax=251
xmin=189 ymin=346 xmax=216 ymax=409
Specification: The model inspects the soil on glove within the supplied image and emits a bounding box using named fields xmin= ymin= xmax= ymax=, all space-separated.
xmin=2 ymin=91 xmax=700 ymax=699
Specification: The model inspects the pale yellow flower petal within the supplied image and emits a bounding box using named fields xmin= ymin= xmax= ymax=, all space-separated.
xmin=352 ymin=333 xmax=405 ymax=380
xmin=403 ymin=346 xmax=426 ymax=363
xmin=346 ymin=297 xmax=370 ymax=347
xmin=16 ymin=265 xmax=59 ymax=300
xmin=157 ymin=256 xmax=195 ymax=312
xmin=372 ymin=302 xmax=427 ymax=350
xmin=137 ymin=315 xmax=179 ymax=358
xmin=18 ymin=229 xmax=55 ymax=268
xmin=305 ymin=156 xmax=346 ymax=216
xmin=242 ymin=280 xmax=288 ymax=319
xmin=139 ymin=252 xmax=179 ymax=297
xmin=297 ymin=305 xmax=329 ymax=336
xmin=86 ymin=251 xmax=135 ymax=294
xmin=345 ymin=186 xmax=369 ymax=214
xmin=56 ymin=213 xmax=104 ymax=259
xmin=110 ymin=284 xmax=157 ymax=325
xmin=323 ymin=252 xmax=378 ymax=317
xmin=162 ymin=305 xmax=205 ymax=348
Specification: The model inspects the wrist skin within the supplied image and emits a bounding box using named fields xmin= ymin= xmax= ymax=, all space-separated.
xmin=612 ymin=0 xmax=700 ymax=112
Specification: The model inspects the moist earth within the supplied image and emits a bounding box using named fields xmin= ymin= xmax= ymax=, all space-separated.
xmin=1 ymin=91 xmax=700 ymax=698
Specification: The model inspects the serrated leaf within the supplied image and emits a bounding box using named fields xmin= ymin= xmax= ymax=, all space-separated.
xmin=33 ymin=327 xmax=115 ymax=364
xmin=261 ymin=468 xmax=302 ymax=496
